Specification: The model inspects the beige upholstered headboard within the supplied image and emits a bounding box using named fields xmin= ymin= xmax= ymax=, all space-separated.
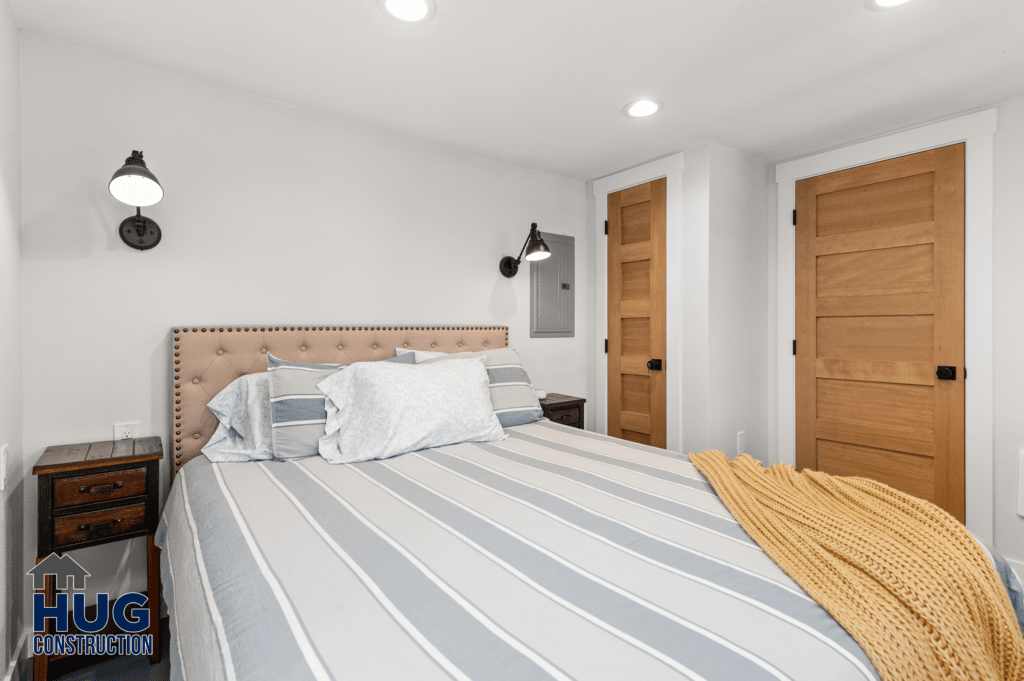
xmin=171 ymin=326 xmax=509 ymax=474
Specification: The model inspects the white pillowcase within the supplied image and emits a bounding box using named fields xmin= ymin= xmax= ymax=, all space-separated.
xmin=394 ymin=347 xmax=450 ymax=362
xmin=318 ymin=357 xmax=506 ymax=464
xmin=202 ymin=373 xmax=275 ymax=463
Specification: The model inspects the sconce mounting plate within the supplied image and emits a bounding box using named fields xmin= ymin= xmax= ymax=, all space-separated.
xmin=119 ymin=215 xmax=162 ymax=251
xmin=499 ymin=256 xmax=520 ymax=278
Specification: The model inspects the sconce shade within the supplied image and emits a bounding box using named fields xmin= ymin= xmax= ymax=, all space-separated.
xmin=500 ymin=222 xmax=552 ymax=277
xmin=524 ymin=235 xmax=551 ymax=261
xmin=109 ymin=151 xmax=163 ymax=207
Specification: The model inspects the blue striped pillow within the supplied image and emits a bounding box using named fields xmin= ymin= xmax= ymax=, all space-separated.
xmin=267 ymin=353 xmax=415 ymax=460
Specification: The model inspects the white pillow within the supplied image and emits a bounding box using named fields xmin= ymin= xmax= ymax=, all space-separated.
xmin=202 ymin=373 xmax=275 ymax=463
xmin=317 ymin=358 xmax=506 ymax=464
xmin=394 ymin=347 xmax=450 ymax=362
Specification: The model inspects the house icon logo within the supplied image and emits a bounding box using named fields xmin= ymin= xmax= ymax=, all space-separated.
xmin=27 ymin=553 xmax=90 ymax=591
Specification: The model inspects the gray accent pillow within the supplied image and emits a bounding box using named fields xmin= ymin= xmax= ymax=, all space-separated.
xmin=394 ymin=347 xmax=449 ymax=362
xmin=318 ymin=358 xmax=505 ymax=464
xmin=202 ymin=373 xmax=274 ymax=462
xmin=418 ymin=348 xmax=544 ymax=427
xmin=268 ymin=353 xmax=415 ymax=460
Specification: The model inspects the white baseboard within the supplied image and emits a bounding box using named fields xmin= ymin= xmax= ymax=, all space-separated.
xmin=2 ymin=630 xmax=26 ymax=681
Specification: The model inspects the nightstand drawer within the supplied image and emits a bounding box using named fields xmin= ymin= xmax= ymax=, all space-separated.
xmin=54 ymin=467 xmax=147 ymax=508
xmin=54 ymin=503 xmax=146 ymax=548
xmin=547 ymin=405 xmax=582 ymax=427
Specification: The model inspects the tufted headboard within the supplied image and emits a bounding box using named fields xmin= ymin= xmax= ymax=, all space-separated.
xmin=171 ymin=326 xmax=509 ymax=474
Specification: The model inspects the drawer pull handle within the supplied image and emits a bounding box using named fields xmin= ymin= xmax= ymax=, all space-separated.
xmin=78 ymin=482 xmax=124 ymax=495
xmin=76 ymin=519 xmax=121 ymax=537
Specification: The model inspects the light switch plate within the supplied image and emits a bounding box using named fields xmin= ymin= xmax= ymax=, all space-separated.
xmin=737 ymin=431 xmax=746 ymax=456
xmin=114 ymin=422 xmax=139 ymax=440
xmin=1017 ymin=450 xmax=1024 ymax=517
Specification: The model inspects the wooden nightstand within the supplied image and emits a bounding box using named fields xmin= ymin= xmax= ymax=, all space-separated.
xmin=32 ymin=437 xmax=163 ymax=680
xmin=539 ymin=393 xmax=586 ymax=429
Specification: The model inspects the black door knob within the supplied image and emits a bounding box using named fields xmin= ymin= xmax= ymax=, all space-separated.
xmin=647 ymin=359 xmax=663 ymax=371
xmin=936 ymin=366 xmax=956 ymax=381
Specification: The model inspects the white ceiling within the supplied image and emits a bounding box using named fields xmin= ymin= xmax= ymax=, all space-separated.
xmin=10 ymin=0 xmax=1024 ymax=180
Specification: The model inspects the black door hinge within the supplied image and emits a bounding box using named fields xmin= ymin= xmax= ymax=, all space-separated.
xmin=604 ymin=339 xmax=608 ymax=353
xmin=964 ymin=367 xmax=967 ymax=379
xmin=792 ymin=209 xmax=797 ymax=226
xmin=793 ymin=340 xmax=797 ymax=356
xmin=604 ymin=220 xmax=608 ymax=235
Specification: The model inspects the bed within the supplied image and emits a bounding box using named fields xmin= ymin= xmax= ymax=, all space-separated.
xmin=159 ymin=326 xmax=1022 ymax=681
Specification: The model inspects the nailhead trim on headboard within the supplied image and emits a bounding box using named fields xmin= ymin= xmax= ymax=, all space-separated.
xmin=171 ymin=326 xmax=510 ymax=474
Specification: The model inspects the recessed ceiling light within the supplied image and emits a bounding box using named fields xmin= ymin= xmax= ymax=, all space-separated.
xmin=379 ymin=0 xmax=436 ymax=22
xmin=623 ymin=99 xmax=663 ymax=118
xmin=864 ymin=0 xmax=917 ymax=9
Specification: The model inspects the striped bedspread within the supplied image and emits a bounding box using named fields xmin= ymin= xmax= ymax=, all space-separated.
xmin=157 ymin=421 xmax=881 ymax=681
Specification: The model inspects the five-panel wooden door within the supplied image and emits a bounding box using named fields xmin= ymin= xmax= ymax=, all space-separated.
xmin=796 ymin=144 xmax=966 ymax=521
xmin=607 ymin=178 xmax=667 ymax=448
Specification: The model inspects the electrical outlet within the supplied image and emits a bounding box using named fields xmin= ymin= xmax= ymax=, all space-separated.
xmin=114 ymin=422 xmax=139 ymax=440
xmin=737 ymin=431 xmax=746 ymax=455
xmin=0 ymin=444 xmax=8 ymax=492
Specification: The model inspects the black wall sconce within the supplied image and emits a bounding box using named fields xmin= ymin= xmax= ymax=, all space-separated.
xmin=499 ymin=223 xmax=551 ymax=277
xmin=109 ymin=151 xmax=164 ymax=250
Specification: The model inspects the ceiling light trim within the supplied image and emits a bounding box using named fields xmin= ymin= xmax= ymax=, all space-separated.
xmin=864 ymin=0 xmax=918 ymax=10
xmin=622 ymin=99 xmax=664 ymax=118
xmin=378 ymin=0 xmax=437 ymax=23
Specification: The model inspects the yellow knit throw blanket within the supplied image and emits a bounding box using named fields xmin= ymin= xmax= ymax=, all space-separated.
xmin=689 ymin=450 xmax=1024 ymax=681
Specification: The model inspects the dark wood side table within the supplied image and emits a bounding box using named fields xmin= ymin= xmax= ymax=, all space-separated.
xmin=539 ymin=393 xmax=586 ymax=429
xmin=32 ymin=437 xmax=163 ymax=680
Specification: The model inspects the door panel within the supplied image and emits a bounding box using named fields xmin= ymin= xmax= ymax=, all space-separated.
xmin=816 ymin=244 xmax=935 ymax=298
xmin=815 ymin=222 xmax=935 ymax=256
xmin=816 ymin=172 xmax=935 ymax=236
xmin=796 ymin=144 xmax=965 ymax=521
xmin=814 ymin=359 xmax=934 ymax=386
xmin=621 ymin=261 xmax=651 ymax=300
xmin=608 ymin=178 xmax=667 ymax=448
xmin=817 ymin=316 xmax=934 ymax=361
xmin=817 ymin=441 xmax=936 ymax=503
xmin=622 ymin=203 xmax=652 ymax=244
xmin=816 ymin=379 xmax=934 ymax=432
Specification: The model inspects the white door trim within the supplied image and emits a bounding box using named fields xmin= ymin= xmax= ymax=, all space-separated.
xmin=594 ymin=153 xmax=684 ymax=452
xmin=775 ymin=108 xmax=998 ymax=542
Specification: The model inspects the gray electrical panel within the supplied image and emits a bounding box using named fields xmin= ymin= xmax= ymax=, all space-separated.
xmin=530 ymin=232 xmax=575 ymax=338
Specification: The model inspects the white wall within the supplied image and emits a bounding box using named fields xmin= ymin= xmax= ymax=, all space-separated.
xmin=584 ymin=180 xmax=597 ymax=430
xmin=18 ymin=33 xmax=589 ymax=612
xmin=707 ymin=143 xmax=771 ymax=460
xmin=0 ymin=5 xmax=22 ymax=676
xmin=766 ymin=169 xmax=779 ymax=466
xmin=992 ymin=95 xmax=1024 ymax=565
xmin=680 ymin=145 xmax=711 ymax=455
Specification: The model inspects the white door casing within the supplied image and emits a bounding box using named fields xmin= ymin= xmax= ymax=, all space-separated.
xmin=775 ymin=108 xmax=997 ymax=542
xmin=594 ymin=153 xmax=684 ymax=453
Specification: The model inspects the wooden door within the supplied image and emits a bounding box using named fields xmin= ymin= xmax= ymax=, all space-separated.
xmin=608 ymin=178 xmax=667 ymax=447
xmin=796 ymin=144 xmax=965 ymax=521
